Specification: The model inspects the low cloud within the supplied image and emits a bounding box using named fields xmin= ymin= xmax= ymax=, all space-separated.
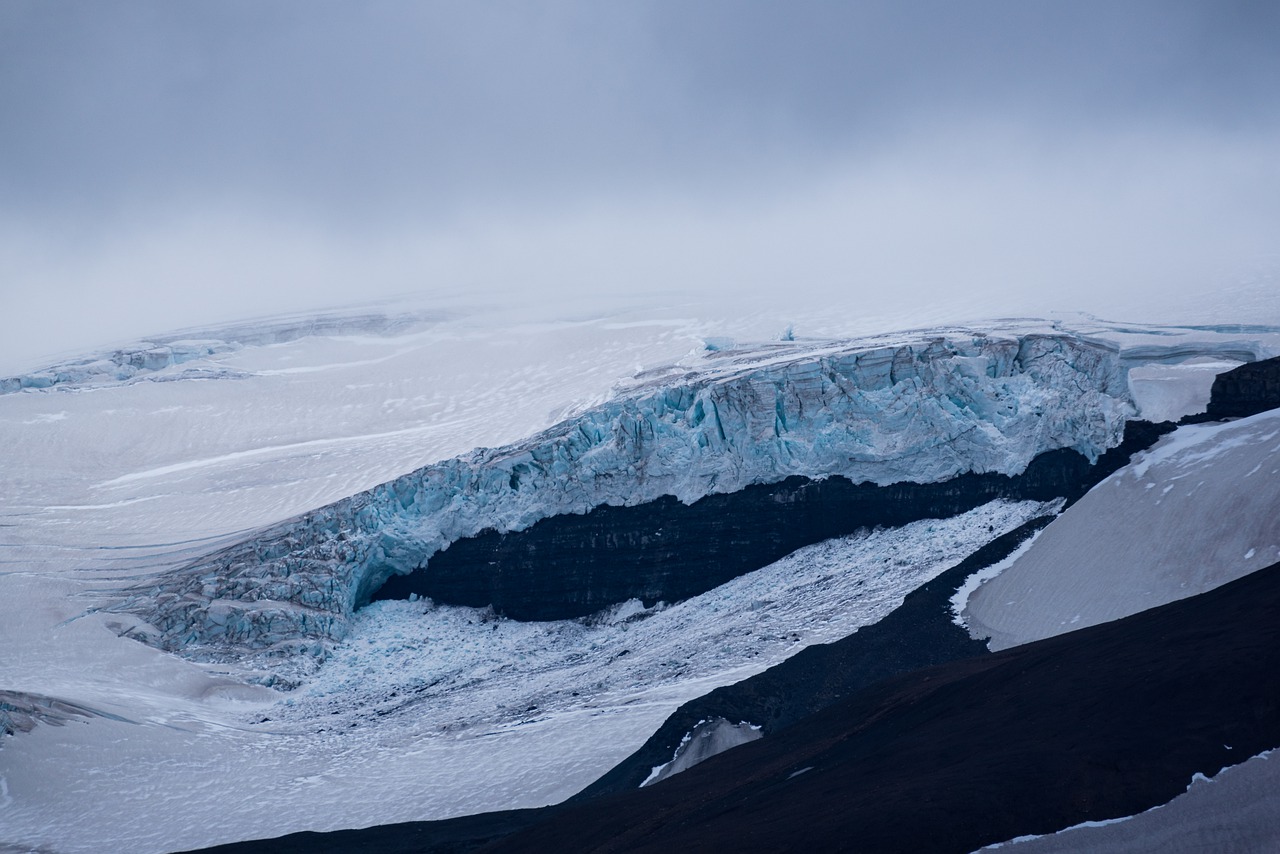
xmin=3 ymin=2 xmax=1278 ymax=369
xmin=5 ymin=120 xmax=1276 ymax=371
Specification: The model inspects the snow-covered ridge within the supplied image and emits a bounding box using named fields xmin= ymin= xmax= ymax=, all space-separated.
xmin=114 ymin=330 xmax=1147 ymax=661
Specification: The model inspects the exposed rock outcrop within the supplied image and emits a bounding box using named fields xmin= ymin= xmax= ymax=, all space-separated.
xmin=1205 ymin=354 xmax=1280 ymax=419
xmin=492 ymin=559 xmax=1280 ymax=854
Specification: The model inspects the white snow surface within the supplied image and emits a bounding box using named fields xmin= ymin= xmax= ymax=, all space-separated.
xmin=2 ymin=302 xmax=1278 ymax=853
xmin=965 ymin=407 xmax=1280 ymax=650
xmin=949 ymin=526 xmax=1050 ymax=628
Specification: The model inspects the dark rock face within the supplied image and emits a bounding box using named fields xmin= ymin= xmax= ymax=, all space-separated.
xmin=575 ymin=517 xmax=1049 ymax=798
xmin=1205 ymin=354 xmax=1280 ymax=419
xmin=371 ymin=421 xmax=1173 ymax=620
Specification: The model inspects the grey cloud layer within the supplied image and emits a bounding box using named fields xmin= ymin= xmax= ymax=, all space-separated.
xmin=1 ymin=1 xmax=1278 ymax=368
xmin=4 ymin=1 xmax=1278 ymax=219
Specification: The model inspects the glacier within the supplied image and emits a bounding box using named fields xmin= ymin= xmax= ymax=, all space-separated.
xmin=116 ymin=330 xmax=1143 ymax=661
xmin=4 ymin=302 xmax=1280 ymax=854
xmin=0 ymin=499 xmax=1054 ymax=854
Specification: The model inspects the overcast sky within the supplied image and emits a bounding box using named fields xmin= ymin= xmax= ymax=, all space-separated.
xmin=3 ymin=1 xmax=1279 ymax=368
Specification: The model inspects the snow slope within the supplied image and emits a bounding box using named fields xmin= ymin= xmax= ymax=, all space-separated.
xmin=1126 ymin=357 xmax=1245 ymax=423
xmin=964 ymin=407 xmax=1280 ymax=650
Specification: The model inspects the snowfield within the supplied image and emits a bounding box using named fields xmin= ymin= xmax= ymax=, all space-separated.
xmin=2 ymin=300 xmax=1279 ymax=853
xmin=963 ymin=406 xmax=1280 ymax=650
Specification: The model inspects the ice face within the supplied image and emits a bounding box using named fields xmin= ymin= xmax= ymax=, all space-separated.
xmin=116 ymin=331 xmax=1139 ymax=661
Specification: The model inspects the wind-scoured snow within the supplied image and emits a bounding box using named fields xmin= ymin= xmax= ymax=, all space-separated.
xmin=119 ymin=330 xmax=1142 ymax=661
xmin=964 ymin=407 xmax=1280 ymax=650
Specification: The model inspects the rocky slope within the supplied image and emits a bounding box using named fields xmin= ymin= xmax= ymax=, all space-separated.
xmin=1205 ymin=353 xmax=1280 ymax=419
xmin=494 ymin=558 xmax=1280 ymax=854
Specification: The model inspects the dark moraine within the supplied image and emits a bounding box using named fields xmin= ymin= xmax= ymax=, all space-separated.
xmin=371 ymin=421 xmax=1173 ymax=620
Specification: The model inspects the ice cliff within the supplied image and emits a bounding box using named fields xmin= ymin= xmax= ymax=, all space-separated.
xmin=117 ymin=332 xmax=1138 ymax=659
